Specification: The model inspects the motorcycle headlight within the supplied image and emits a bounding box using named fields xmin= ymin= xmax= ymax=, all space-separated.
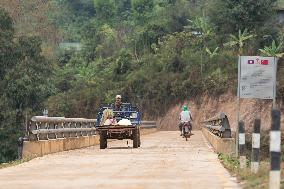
xmin=130 ymin=113 xmax=138 ymax=118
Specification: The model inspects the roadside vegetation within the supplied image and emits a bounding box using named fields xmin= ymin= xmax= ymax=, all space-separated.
xmin=0 ymin=0 xmax=283 ymax=165
xmin=0 ymin=157 xmax=32 ymax=170
xmin=218 ymin=154 xmax=271 ymax=189
xmin=219 ymin=132 xmax=284 ymax=188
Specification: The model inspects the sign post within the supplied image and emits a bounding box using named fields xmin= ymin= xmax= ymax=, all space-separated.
xmin=273 ymin=57 xmax=278 ymax=109
xmin=236 ymin=56 xmax=241 ymax=155
xmin=236 ymin=56 xmax=277 ymax=155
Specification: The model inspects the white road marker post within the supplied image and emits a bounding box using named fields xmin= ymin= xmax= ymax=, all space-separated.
xmin=239 ymin=121 xmax=246 ymax=169
xmin=269 ymin=109 xmax=281 ymax=189
xmin=251 ymin=118 xmax=260 ymax=173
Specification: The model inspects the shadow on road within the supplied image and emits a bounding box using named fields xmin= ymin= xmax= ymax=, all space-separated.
xmin=108 ymin=147 xmax=133 ymax=149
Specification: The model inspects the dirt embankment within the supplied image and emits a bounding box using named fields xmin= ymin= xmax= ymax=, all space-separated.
xmin=158 ymin=93 xmax=284 ymax=131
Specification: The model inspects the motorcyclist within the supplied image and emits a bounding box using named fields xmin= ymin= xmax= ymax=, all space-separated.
xmin=179 ymin=105 xmax=193 ymax=135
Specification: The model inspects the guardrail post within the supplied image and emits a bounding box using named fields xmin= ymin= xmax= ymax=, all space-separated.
xmin=239 ymin=121 xmax=246 ymax=169
xmin=17 ymin=137 xmax=24 ymax=159
xmin=251 ymin=118 xmax=260 ymax=173
xmin=269 ymin=109 xmax=281 ymax=189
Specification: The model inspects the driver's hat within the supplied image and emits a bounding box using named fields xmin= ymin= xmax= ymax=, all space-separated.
xmin=116 ymin=95 xmax=122 ymax=99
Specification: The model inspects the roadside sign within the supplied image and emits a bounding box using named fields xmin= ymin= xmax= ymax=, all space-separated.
xmin=238 ymin=56 xmax=277 ymax=99
xmin=235 ymin=56 xmax=278 ymax=155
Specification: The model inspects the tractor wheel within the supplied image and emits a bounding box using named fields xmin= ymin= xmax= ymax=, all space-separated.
xmin=100 ymin=130 xmax=107 ymax=149
xmin=133 ymin=128 xmax=139 ymax=148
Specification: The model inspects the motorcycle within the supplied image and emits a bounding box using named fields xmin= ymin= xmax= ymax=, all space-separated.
xmin=182 ymin=121 xmax=192 ymax=141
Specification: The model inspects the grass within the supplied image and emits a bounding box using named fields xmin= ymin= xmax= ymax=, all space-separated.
xmin=0 ymin=157 xmax=32 ymax=170
xmin=218 ymin=153 xmax=284 ymax=189
xmin=218 ymin=154 xmax=269 ymax=189
xmin=219 ymin=131 xmax=284 ymax=188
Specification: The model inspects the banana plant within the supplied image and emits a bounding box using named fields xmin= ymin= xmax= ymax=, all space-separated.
xmin=206 ymin=46 xmax=221 ymax=78
xmin=184 ymin=16 xmax=214 ymax=80
xmin=184 ymin=17 xmax=213 ymax=38
xmin=259 ymin=40 xmax=284 ymax=58
xmin=224 ymin=29 xmax=255 ymax=54
xmin=205 ymin=46 xmax=219 ymax=58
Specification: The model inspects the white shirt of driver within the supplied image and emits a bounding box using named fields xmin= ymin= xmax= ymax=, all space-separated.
xmin=180 ymin=110 xmax=192 ymax=123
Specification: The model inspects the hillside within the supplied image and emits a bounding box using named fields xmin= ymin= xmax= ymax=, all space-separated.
xmin=158 ymin=94 xmax=284 ymax=131
xmin=0 ymin=0 xmax=283 ymax=163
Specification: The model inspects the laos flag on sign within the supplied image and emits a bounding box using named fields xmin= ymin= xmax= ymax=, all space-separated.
xmin=248 ymin=60 xmax=254 ymax=64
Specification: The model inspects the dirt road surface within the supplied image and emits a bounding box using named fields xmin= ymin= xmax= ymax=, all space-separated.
xmin=0 ymin=131 xmax=241 ymax=189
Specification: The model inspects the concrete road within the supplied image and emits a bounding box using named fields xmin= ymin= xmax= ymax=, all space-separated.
xmin=0 ymin=131 xmax=241 ymax=189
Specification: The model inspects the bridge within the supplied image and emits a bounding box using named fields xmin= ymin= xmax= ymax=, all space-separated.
xmin=0 ymin=116 xmax=240 ymax=189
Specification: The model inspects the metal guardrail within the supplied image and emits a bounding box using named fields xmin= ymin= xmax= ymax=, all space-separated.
xmin=28 ymin=116 xmax=97 ymax=141
xmin=202 ymin=112 xmax=231 ymax=138
xmin=141 ymin=121 xmax=157 ymax=128
xmin=27 ymin=116 xmax=157 ymax=141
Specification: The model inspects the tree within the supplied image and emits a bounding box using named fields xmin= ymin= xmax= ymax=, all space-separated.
xmin=132 ymin=0 xmax=154 ymax=15
xmin=0 ymin=0 xmax=61 ymax=45
xmin=184 ymin=16 xmax=214 ymax=78
xmin=184 ymin=17 xmax=213 ymax=38
xmin=224 ymin=29 xmax=255 ymax=54
xmin=49 ymin=0 xmax=95 ymax=42
xmin=205 ymin=46 xmax=221 ymax=78
xmin=132 ymin=0 xmax=154 ymax=24
xmin=207 ymin=0 xmax=278 ymax=35
xmin=0 ymin=8 xmax=15 ymax=79
xmin=114 ymin=49 xmax=133 ymax=76
xmin=0 ymin=9 xmax=54 ymax=163
xmin=4 ymin=36 xmax=54 ymax=111
xmin=259 ymin=40 xmax=284 ymax=57
xmin=94 ymin=0 xmax=116 ymax=22
xmin=115 ymin=0 xmax=132 ymax=19
xmin=205 ymin=46 xmax=219 ymax=58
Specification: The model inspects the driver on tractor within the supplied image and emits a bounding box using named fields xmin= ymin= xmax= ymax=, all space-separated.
xmin=179 ymin=105 xmax=193 ymax=136
xmin=113 ymin=95 xmax=122 ymax=111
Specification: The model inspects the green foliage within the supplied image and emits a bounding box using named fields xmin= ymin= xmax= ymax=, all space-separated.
xmin=218 ymin=153 xmax=239 ymax=172
xmin=0 ymin=8 xmax=15 ymax=79
xmin=259 ymin=40 xmax=284 ymax=57
xmin=47 ymin=0 xmax=281 ymax=119
xmin=0 ymin=8 xmax=14 ymax=38
xmin=50 ymin=0 xmax=95 ymax=41
xmin=5 ymin=36 xmax=55 ymax=109
xmin=132 ymin=0 xmax=154 ymax=17
xmin=115 ymin=0 xmax=132 ymax=19
xmin=94 ymin=0 xmax=116 ymax=22
xmin=2 ymin=0 xmax=284 ymax=163
xmin=205 ymin=46 xmax=219 ymax=58
xmin=114 ymin=50 xmax=133 ymax=76
xmin=184 ymin=17 xmax=213 ymax=37
xmin=224 ymin=29 xmax=255 ymax=54
xmin=207 ymin=0 xmax=278 ymax=35
xmin=0 ymin=9 xmax=54 ymax=163
xmin=218 ymin=153 xmax=269 ymax=188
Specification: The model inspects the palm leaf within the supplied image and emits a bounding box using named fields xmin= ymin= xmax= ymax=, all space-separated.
xmin=275 ymin=53 xmax=284 ymax=57
xmin=259 ymin=40 xmax=284 ymax=57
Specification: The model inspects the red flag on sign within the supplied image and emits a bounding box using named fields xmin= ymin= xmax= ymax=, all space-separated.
xmin=261 ymin=60 xmax=268 ymax=65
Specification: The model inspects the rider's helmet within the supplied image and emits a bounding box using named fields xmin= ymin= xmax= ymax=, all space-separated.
xmin=183 ymin=105 xmax=188 ymax=111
